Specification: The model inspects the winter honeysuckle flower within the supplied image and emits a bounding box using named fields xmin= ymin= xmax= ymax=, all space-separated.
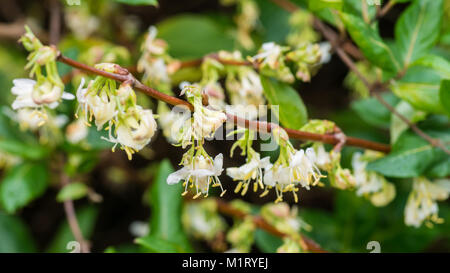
xmin=76 ymin=77 xmax=117 ymax=130
xmin=351 ymin=152 xmax=396 ymax=206
xmin=311 ymin=143 xmax=331 ymax=170
xmin=177 ymin=84 xmax=226 ymax=147
xmin=405 ymin=177 xmax=450 ymax=228
xmin=252 ymin=42 xmax=286 ymax=69
xmin=225 ymin=66 xmax=265 ymax=114
xmin=66 ymin=118 xmax=89 ymax=144
xmin=16 ymin=108 xmax=47 ymax=131
xmin=167 ymin=153 xmax=226 ymax=199
xmin=11 ymin=78 xmax=74 ymax=110
xmin=227 ymin=153 xmax=271 ymax=196
xmin=251 ymin=42 xmax=294 ymax=83
xmin=105 ymin=105 xmax=157 ymax=160
xmin=262 ymin=128 xmax=324 ymax=203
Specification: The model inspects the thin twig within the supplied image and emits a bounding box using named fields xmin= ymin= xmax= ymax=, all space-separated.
xmin=60 ymin=169 xmax=90 ymax=253
xmin=216 ymin=199 xmax=326 ymax=253
xmin=377 ymin=0 xmax=395 ymax=18
xmin=56 ymin=53 xmax=390 ymax=153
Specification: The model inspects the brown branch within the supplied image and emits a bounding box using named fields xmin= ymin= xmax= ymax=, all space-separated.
xmin=271 ymin=0 xmax=450 ymax=155
xmin=216 ymin=199 xmax=326 ymax=253
xmin=56 ymin=53 xmax=390 ymax=153
xmin=60 ymin=170 xmax=90 ymax=253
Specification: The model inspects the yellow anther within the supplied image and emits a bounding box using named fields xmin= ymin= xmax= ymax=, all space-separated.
xmin=234 ymin=182 xmax=243 ymax=193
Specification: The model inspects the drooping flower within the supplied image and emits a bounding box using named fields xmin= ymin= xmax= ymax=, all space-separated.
xmin=76 ymin=77 xmax=117 ymax=130
xmin=404 ymin=177 xmax=450 ymax=228
xmin=167 ymin=153 xmax=226 ymax=198
xmin=12 ymin=78 xmax=74 ymax=110
xmin=104 ymin=105 xmax=157 ymax=160
xmin=66 ymin=118 xmax=89 ymax=144
xmin=227 ymin=153 xmax=271 ymax=195
xmin=351 ymin=152 xmax=396 ymax=207
xmin=262 ymin=128 xmax=324 ymax=203
xmin=177 ymin=84 xmax=226 ymax=148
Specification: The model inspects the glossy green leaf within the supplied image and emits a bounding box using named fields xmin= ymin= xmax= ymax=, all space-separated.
xmin=391 ymin=81 xmax=445 ymax=114
xmin=440 ymin=79 xmax=450 ymax=115
xmin=411 ymin=54 xmax=450 ymax=79
xmin=394 ymin=0 xmax=444 ymax=67
xmin=309 ymin=0 xmax=343 ymax=11
xmin=0 ymin=139 xmax=49 ymax=160
xmin=113 ymin=0 xmax=158 ymax=5
xmin=56 ymin=182 xmax=88 ymax=202
xmin=367 ymin=130 xmax=449 ymax=177
xmin=0 ymin=163 xmax=49 ymax=213
xmin=137 ymin=160 xmax=192 ymax=253
xmin=46 ymin=206 xmax=98 ymax=253
xmin=157 ymin=15 xmax=235 ymax=59
xmin=0 ymin=212 xmax=36 ymax=253
xmin=260 ymin=76 xmax=308 ymax=129
xmin=340 ymin=12 xmax=400 ymax=72
xmin=351 ymin=92 xmax=399 ymax=129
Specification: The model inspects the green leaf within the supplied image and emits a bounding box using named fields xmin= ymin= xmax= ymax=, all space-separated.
xmin=0 ymin=163 xmax=49 ymax=213
xmin=351 ymin=92 xmax=399 ymax=129
xmin=46 ymin=206 xmax=98 ymax=253
xmin=394 ymin=0 xmax=444 ymax=67
xmin=390 ymin=100 xmax=426 ymax=143
xmin=137 ymin=160 xmax=192 ymax=253
xmin=340 ymin=12 xmax=400 ymax=72
xmin=0 ymin=212 xmax=36 ymax=253
xmin=113 ymin=0 xmax=158 ymax=5
xmin=157 ymin=15 xmax=235 ymax=59
xmin=0 ymin=139 xmax=49 ymax=160
xmin=411 ymin=54 xmax=450 ymax=79
xmin=254 ymin=229 xmax=283 ymax=253
xmin=367 ymin=130 xmax=449 ymax=177
xmin=440 ymin=79 xmax=450 ymax=116
xmin=56 ymin=182 xmax=88 ymax=202
xmin=309 ymin=0 xmax=343 ymax=11
xmin=391 ymin=81 xmax=445 ymax=114
xmin=260 ymin=76 xmax=308 ymax=129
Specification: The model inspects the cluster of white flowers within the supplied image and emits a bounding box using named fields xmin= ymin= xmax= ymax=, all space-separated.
xmin=167 ymin=84 xmax=227 ymax=198
xmin=404 ymin=177 xmax=450 ymax=228
xmin=137 ymin=26 xmax=173 ymax=90
xmin=251 ymin=42 xmax=323 ymax=83
xmin=11 ymin=27 xmax=74 ymax=133
xmin=220 ymin=0 xmax=259 ymax=50
xmin=352 ymin=152 xmax=396 ymax=207
xmin=76 ymin=65 xmax=157 ymax=160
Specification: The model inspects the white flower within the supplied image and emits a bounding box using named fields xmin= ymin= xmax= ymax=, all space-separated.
xmin=227 ymin=154 xmax=271 ymax=195
xmin=263 ymin=147 xmax=322 ymax=203
xmin=405 ymin=177 xmax=450 ymax=228
xmin=77 ymin=78 xmax=117 ymax=130
xmin=16 ymin=108 xmax=47 ymax=131
xmin=352 ymin=152 xmax=383 ymax=195
xmin=319 ymin=42 xmax=332 ymax=64
xmin=313 ymin=144 xmax=331 ymax=170
xmin=66 ymin=118 xmax=89 ymax=144
xmin=105 ymin=106 xmax=157 ymax=160
xmin=252 ymin=42 xmax=284 ymax=69
xmin=11 ymin=79 xmax=40 ymax=109
xmin=167 ymin=153 xmax=225 ymax=198
xmin=11 ymin=79 xmax=74 ymax=110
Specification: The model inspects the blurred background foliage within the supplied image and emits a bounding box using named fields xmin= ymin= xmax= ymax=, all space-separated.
xmin=0 ymin=0 xmax=448 ymax=253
